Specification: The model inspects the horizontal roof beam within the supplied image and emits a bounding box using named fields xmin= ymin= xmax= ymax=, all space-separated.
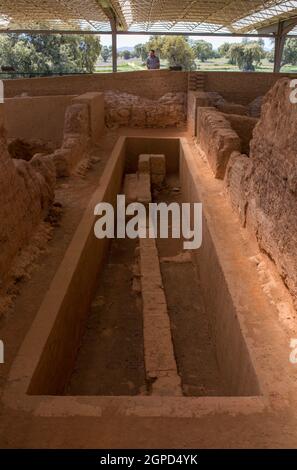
xmin=0 ymin=29 xmax=285 ymax=37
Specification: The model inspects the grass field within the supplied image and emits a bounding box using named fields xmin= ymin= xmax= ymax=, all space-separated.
xmin=95 ymin=56 xmax=297 ymax=73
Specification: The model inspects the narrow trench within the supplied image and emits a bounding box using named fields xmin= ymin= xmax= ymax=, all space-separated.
xmin=67 ymin=173 xmax=226 ymax=397
xmin=155 ymin=175 xmax=226 ymax=396
xmin=66 ymin=237 xmax=146 ymax=396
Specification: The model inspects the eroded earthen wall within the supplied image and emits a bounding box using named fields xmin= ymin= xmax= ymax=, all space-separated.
xmin=0 ymin=106 xmax=55 ymax=283
xmin=225 ymin=78 xmax=297 ymax=304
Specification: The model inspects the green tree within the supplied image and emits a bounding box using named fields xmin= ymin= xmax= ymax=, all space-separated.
xmin=266 ymin=50 xmax=275 ymax=63
xmin=147 ymin=35 xmax=166 ymax=59
xmin=101 ymin=45 xmax=112 ymax=62
xmin=148 ymin=35 xmax=196 ymax=71
xmin=0 ymin=33 xmax=101 ymax=74
xmin=134 ymin=43 xmax=148 ymax=62
xmin=120 ymin=49 xmax=132 ymax=60
xmin=192 ymin=40 xmax=213 ymax=62
xmin=218 ymin=42 xmax=231 ymax=57
xmin=228 ymin=42 xmax=265 ymax=71
xmin=282 ymin=38 xmax=297 ymax=66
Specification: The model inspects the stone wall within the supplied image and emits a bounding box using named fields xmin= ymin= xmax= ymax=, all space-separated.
xmin=104 ymin=91 xmax=187 ymax=129
xmin=0 ymin=106 xmax=55 ymax=284
xmin=225 ymin=78 xmax=297 ymax=305
xmin=196 ymin=107 xmax=241 ymax=179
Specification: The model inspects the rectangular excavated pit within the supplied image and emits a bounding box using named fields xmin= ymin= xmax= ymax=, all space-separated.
xmin=5 ymin=135 xmax=266 ymax=418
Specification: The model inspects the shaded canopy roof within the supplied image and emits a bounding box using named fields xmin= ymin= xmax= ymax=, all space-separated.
xmin=0 ymin=0 xmax=297 ymax=34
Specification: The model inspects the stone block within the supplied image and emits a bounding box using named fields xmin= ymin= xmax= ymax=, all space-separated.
xmin=137 ymin=173 xmax=151 ymax=205
xmin=150 ymin=154 xmax=166 ymax=185
xmin=138 ymin=154 xmax=150 ymax=174
xmin=123 ymin=173 xmax=138 ymax=204
xmin=150 ymin=154 xmax=166 ymax=175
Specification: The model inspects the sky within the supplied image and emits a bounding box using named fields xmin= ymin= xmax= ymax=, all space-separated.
xmin=100 ymin=34 xmax=273 ymax=50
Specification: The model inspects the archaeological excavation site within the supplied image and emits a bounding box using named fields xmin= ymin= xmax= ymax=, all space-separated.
xmin=0 ymin=0 xmax=297 ymax=455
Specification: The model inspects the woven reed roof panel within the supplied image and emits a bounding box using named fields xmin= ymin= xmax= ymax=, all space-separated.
xmin=0 ymin=0 xmax=297 ymax=33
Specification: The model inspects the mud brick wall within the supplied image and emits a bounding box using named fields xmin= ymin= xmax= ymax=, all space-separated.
xmin=3 ymin=70 xmax=188 ymax=101
xmin=202 ymin=71 xmax=297 ymax=105
xmin=197 ymin=107 xmax=241 ymax=179
xmin=225 ymin=78 xmax=297 ymax=305
xmin=4 ymin=95 xmax=75 ymax=147
xmin=0 ymin=106 xmax=55 ymax=283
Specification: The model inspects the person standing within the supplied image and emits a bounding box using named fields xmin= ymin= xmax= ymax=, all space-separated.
xmin=146 ymin=49 xmax=160 ymax=70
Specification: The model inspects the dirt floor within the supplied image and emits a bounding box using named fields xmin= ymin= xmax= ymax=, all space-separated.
xmin=66 ymin=237 xmax=146 ymax=396
xmin=156 ymin=181 xmax=226 ymax=397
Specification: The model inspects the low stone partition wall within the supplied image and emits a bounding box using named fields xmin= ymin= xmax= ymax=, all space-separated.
xmin=0 ymin=106 xmax=55 ymax=285
xmin=224 ymin=78 xmax=297 ymax=307
xmin=196 ymin=107 xmax=241 ymax=179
